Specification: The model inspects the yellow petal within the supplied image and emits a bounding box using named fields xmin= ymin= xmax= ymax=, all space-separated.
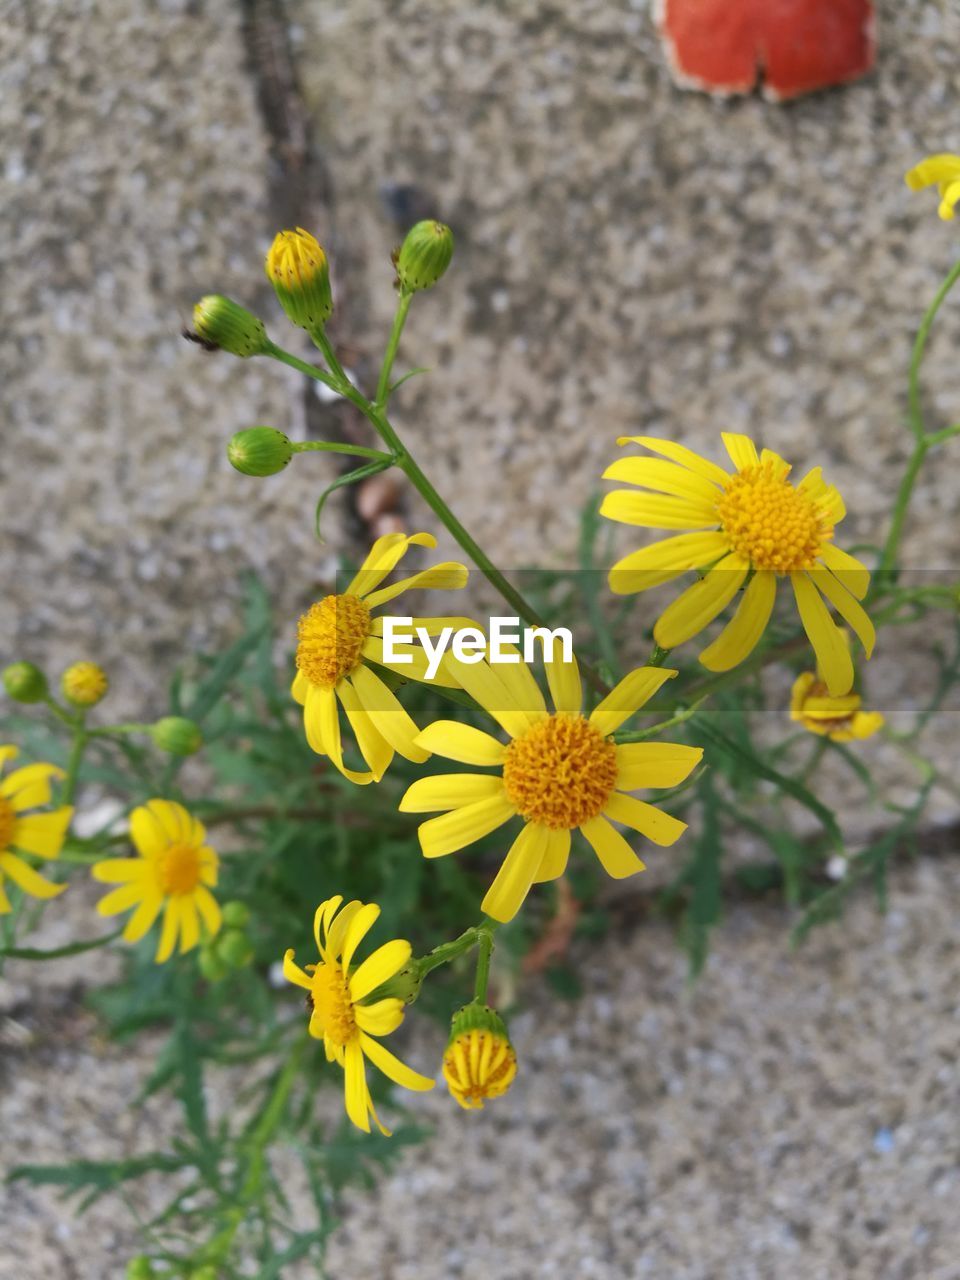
xmin=608 ymin=531 xmax=730 ymax=595
xmin=349 ymin=664 xmax=428 ymax=763
xmin=589 ymin=667 xmax=678 ymax=737
xmin=129 ymin=804 xmax=168 ymax=858
xmin=10 ymin=808 xmax=72 ymax=858
xmin=283 ymin=948 xmax=313 ymax=990
xmin=155 ymin=898 xmax=181 ymax=963
xmin=304 ymin=683 xmax=375 ymax=785
xmin=399 ymin=773 xmax=506 ymax=813
xmin=362 ymin=561 xmax=469 ymax=610
xmin=0 ymin=851 xmax=66 ymax=900
xmin=615 ymin=743 xmax=703 ymax=791
xmin=194 ymin=885 xmax=221 ymax=938
xmin=92 ymin=857 xmax=146 ymax=884
xmin=342 ymin=902 xmax=381 ymax=973
xmin=146 ymin=799 xmax=192 ymax=844
xmin=417 ymin=794 xmax=516 ymax=859
xmin=545 ymin=652 xmax=582 ymax=716
xmin=488 ymin=646 xmax=547 ymax=717
xmin=848 ymin=711 xmax=884 ymax=741
xmin=721 ymin=433 xmax=760 ymax=471
xmin=96 ymin=883 xmax=144 ymax=916
xmin=350 ymin=939 xmax=412 ymax=1002
xmin=324 ymin=900 xmax=364 ymax=960
xmin=808 ymin=570 xmax=876 ymax=659
xmin=654 ymin=554 xmax=748 ymax=649
xmin=815 ymin=543 xmax=870 ymax=601
xmin=599 ymin=490 xmax=718 ymax=530
xmin=791 ymin=572 xmax=854 ymax=697
xmin=122 ymin=892 xmax=163 ymax=944
xmin=789 ymin=672 xmax=817 ymax=720
xmin=614 ymin=437 xmax=731 ymax=487
xmin=579 ymin=816 xmax=646 ymax=878
xmin=362 ymin=633 xmax=460 ymax=689
xmin=413 ymin=721 xmax=506 ymax=766
xmin=345 ymin=530 xmax=436 ymax=598
xmin=602 ymin=456 xmax=723 ymax=503
xmin=699 ymin=569 xmax=777 ymax=672
xmin=533 ymin=827 xmax=571 ymax=884
xmin=291 ymin=669 xmax=310 ymax=705
xmin=178 ymin=897 xmax=200 ymax=953
xmin=355 ymin=998 xmax=405 ymax=1037
xmin=336 ymin=680 xmax=394 ymax=780
xmin=360 ymin=1031 xmax=435 ymax=1092
xmin=344 ymin=1038 xmax=372 ymax=1132
xmin=603 ymin=792 xmax=688 ymax=846
xmin=445 ymin=657 xmax=539 ymax=738
xmin=0 ymin=762 xmax=63 ymax=810
xmin=480 ymin=822 xmax=548 ymax=923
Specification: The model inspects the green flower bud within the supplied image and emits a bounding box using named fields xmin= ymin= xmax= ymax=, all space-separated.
xmin=125 ymin=1258 xmax=156 ymax=1280
xmin=3 ymin=661 xmax=48 ymax=703
xmin=150 ymin=716 xmax=203 ymax=756
xmin=265 ymin=229 xmax=334 ymax=331
xmin=198 ymin=947 xmax=228 ymax=983
xmin=216 ymin=930 xmax=254 ymax=969
xmin=443 ymin=1002 xmax=517 ymax=1110
xmin=192 ymin=295 xmax=269 ymax=358
xmin=395 ymin=220 xmax=454 ymax=292
xmin=227 ymin=427 xmax=293 ymax=477
xmin=221 ymin=900 xmax=251 ymax=929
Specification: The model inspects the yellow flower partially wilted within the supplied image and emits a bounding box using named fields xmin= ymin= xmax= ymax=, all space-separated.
xmin=443 ymin=1003 xmax=517 ymax=1110
xmin=601 ymin=434 xmax=874 ymax=696
xmin=905 ymin=154 xmax=960 ymax=221
xmin=283 ymin=895 xmax=435 ymax=1134
xmin=92 ymin=799 xmax=221 ymax=963
xmin=0 ymin=745 xmax=72 ymax=913
xmin=61 ymin=661 xmax=109 ymax=707
xmin=790 ymin=672 xmax=884 ymax=743
xmin=400 ymin=652 xmax=701 ymax=922
xmin=293 ymin=531 xmax=469 ymax=784
xmin=265 ymin=228 xmax=333 ymax=331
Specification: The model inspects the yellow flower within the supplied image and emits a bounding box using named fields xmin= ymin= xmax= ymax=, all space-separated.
xmin=283 ymin=895 xmax=435 ymax=1135
xmin=265 ymin=228 xmax=333 ymax=330
xmin=442 ymin=1003 xmax=517 ymax=1110
xmin=0 ymin=745 xmax=72 ymax=913
xmin=790 ymin=672 xmax=884 ymax=743
xmin=400 ymin=653 xmax=702 ymax=922
xmin=92 ymin=799 xmax=221 ymax=963
xmin=601 ymin=434 xmax=874 ymax=696
xmin=292 ymin=531 xmax=469 ymax=784
xmin=905 ymin=155 xmax=960 ymax=221
xmin=61 ymin=661 xmax=109 ymax=707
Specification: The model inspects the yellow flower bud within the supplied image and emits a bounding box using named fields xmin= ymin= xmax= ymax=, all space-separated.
xmin=227 ymin=427 xmax=294 ymax=477
xmin=150 ymin=716 xmax=203 ymax=756
xmin=442 ymin=1002 xmax=517 ymax=1110
xmin=61 ymin=662 xmax=108 ymax=707
xmin=395 ymin=220 xmax=453 ymax=293
xmin=3 ymin=661 xmax=48 ymax=704
xmin=192 ymin=295 xmax=269 ymax=357
xmin=265 ymin=228 xmax=333 ymax=331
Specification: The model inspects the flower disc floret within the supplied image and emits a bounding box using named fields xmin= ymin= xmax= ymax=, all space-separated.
xmin=715 ymin=462 xmax=828 ymax=572
xmin=156 ymin=842 xmax=203 ymax=896
xmin=502 ymin=713 xmax=618 ymax=830
xmin=296 ymin=594 xmax=371 ymax=689
xmin=0 ymin=796 xmax=15 ymax=850
xmin=309 ymin=962 xmax=357 ymax=1046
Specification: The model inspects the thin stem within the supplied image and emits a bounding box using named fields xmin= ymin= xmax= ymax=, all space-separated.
xmin=263 ymin=341 xmax=340 ymax=392
xmin=311 ymin=329 xmax=352 ymax=389
xmin=614 ymin=694 xmax=709 ymax=743
xmin=875 ymin=440 xmax=928 ymax=583
xmin=473 ymin=925 xmax=496 ymax=1002
xmin=415 ymin=925 xmax=481 ymax=981
xmin=293 ymin=440 xmax=394 ymax=462
xmin=375 ymin=291 xmax=413 ymax=407
xmin=907 ymin=258 xmax=960 ymax=442
xmin=61 ymin=720 xmax=88 ymax=806
xmin=647 ymin=644 xmax=672 ymax=668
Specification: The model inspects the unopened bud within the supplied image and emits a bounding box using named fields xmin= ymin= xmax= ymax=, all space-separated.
xmin=395 ymin=220 xmax=453 ymax=293
xmin=217 ymin=930 xmax=254 ymax=969
xmin=443 ymin=1002 xmax=517 ymax=1110
xmin=265 ymin=228 xmax=333 ymax=331
xmin=3 ymin=661 xmax=48 ymax=704
xmin=61 ymin=662 xmax=108 ymax=707
xmin=198 ymin=948 xmax=228 ymax=983
xmin=150 ymin=716 xmax=202 ymax=756
xmin=227 ymin=427 xmax=293 ymax=477
xmin=221 ymin=900 xmax=250 ymax=929
xmin=192 ymin=295 xmax=269 ymax=358
xmin=125 ymin=1258 xmax=156 ymax=1280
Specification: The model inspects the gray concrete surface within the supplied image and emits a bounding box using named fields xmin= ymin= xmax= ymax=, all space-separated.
xmin=3 ymin=0 xmax=960 ymax=1275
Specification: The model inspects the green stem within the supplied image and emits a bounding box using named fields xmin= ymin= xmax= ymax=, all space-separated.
xmin=263 ymin=341 xmax=341 ymax=392
xmin=61 ymin=720 xmax=88 ymax=806
xmin=375 ymin=291 xmax=413 ymax=407
xmin=473 ymin=925 xmax=496 ymax=1002
xmin=907 ymin=258 xmax=960 ymax=442
xmin=875 ymin=440 xmax=928 ymax=582
xmin=415 ymin=925 xmax=481 ymax=981
xmin=311 ymin=328 xmax=352 ymax=389
xmin=614 ymin=694 xmax=709 ymax=743
xmin=647 ymin=644 xmax=672 ymax=668
xmin=293 ymin=440 xmax=394 ymax=462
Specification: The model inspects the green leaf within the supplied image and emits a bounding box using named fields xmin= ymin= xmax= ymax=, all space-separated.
xmin=388 ymin=366 xmax=431 ymax=395
xmin=314 ymin=459 xmax=393 ymax=541
xmin=680 ymin=777 xmax=723 ymax=977
xmin=9 ymin=1153 xmax=189 ymax=1207
xmin=696 ymin=717 xmax=843 ymax=850
xmin=0 ymin=926 xmax=123 ymax=960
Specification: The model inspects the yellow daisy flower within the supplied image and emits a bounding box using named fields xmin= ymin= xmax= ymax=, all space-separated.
xmin=283 ymin=895 xmax=435 ymax=1135
xmin=400 ymin=653 xmax=702 ymax=922
xmin=601 ymin=434 xmax=874 ymax=696
xmin=905 ymin=154 xmax=960 ymax=221
xmin=292 ymin=531 xmax=469 ymax=784
xmin=92 ymin=799 xmax=221 ymax=963
xmin=0 ymin=745 xmax=72 ymax=913
xmin=790 ymin=672 xmax=884 ymax=743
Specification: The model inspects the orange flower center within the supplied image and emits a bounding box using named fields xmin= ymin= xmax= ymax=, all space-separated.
xmin=502 ymin=713 xmax=618 ymax=830
xmin=443 ymin=1030 xmax=517 ymax=1110
xmin=296 ymin=594 xmax=371 ymax=689
xmin=310 ymin=961 xmax=357 ymax=1046
xmin=0 ymin=796 xmax=15 ymax=851
xmin=156 ymin=841 xmax=203 ymax=896
xmin=716 ymin=461 xmax=828 ymax=572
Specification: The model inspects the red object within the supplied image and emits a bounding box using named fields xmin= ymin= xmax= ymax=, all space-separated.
xmin=655 ymin=0 xmax=876 ymax=101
